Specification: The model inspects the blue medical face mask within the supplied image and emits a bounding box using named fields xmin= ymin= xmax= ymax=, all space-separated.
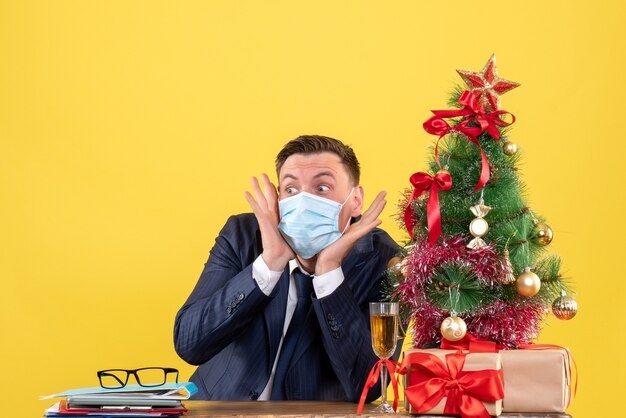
xmin=277 ymin=188 xmax=355 ymax=259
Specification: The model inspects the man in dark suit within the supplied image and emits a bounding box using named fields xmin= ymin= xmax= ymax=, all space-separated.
xmin=174 ymin=135 xmax=399 ymax=401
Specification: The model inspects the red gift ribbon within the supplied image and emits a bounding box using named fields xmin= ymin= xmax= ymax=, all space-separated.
xmin=423 ymin=90 xmax=515 ymax=192
xmin=399 ymin=351 xmax=504 ymax=418
xmin=356 ymin=359 xmax=400 ymax=414
xmin=403 ymin=170 xmax=452 ymax=246
xmin=440 ymin=333 xmax=505 ymax=353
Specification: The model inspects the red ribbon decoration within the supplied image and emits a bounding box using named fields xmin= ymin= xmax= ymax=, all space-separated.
xmin=440 ymin=333 xmax=504 ymax=353
xmin=398 ymin=351 xmax=504 ymax=418
xmin=423 ymin=90 xmax=515 ymax=192
xmin=356 ymin=359 xmax=400 ymax=414
xmin=403 ymin=170 xmax=452 ymax=246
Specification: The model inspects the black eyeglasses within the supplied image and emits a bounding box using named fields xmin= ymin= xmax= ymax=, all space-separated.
xmin=97 ymin=367 xmax=179 ymax=389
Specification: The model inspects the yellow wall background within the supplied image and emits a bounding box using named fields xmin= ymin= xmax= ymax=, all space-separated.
xmin=1 ymin=1 xmax=623 ymax=416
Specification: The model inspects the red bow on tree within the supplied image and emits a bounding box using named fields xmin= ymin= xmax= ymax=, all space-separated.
xmin=423 ymin=90 xmax=515 ymax=191
xmin=404 ymin=170 xmax=452 ymax=246
xmin=399 ymin=351 xmax=504 ymax=418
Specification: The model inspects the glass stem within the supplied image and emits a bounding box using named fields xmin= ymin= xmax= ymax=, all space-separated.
xmin=380 ymin=362 xmax=388 ymax=406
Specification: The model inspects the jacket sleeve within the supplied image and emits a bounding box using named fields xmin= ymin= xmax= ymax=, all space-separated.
xmin=173 ymin=214 xmax=272 ymax=365
xmin=311 ymin=230 xmax=401 ymax=403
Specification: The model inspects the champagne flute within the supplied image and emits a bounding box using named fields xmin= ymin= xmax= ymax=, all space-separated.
xmin=369 ymin=302 xmax=399 ymax=413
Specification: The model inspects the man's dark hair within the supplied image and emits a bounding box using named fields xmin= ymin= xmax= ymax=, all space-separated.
xmin=275 ymin=135 xmax=360 ymax=185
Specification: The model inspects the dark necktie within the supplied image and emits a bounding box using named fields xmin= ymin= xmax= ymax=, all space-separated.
xmin=270 ymin=269 xmax=314 ymax=399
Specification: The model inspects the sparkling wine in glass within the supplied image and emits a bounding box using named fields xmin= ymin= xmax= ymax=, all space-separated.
xmin=369 ymin=302 xmax=399 ymax=413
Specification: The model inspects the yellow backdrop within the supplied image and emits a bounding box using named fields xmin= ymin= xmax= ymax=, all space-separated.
xmin=2 ymin=1 xmax=624 ymax=416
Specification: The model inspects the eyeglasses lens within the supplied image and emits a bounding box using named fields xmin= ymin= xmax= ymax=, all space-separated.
xmin=99 ymin=370 xmax=128 ymax=389
xmin=135 ymin=368 xmax=168 ymax=387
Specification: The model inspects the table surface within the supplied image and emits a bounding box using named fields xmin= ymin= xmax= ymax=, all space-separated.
xmin=183 ymin=400 xmax=572 ymax=417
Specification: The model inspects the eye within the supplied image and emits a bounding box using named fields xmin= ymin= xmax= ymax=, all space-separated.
xmin=317 ymin=185 xmax=330 ymax=193
xmin=285 ymin=186 xmax=298 ymax=194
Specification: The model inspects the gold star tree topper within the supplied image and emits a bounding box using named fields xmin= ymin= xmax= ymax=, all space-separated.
xmin=456 ymin=54 xmax=520 ymax=111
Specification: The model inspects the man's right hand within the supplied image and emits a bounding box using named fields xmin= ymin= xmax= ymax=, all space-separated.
xmin=244 ymin=173 xmax=295 ymax=271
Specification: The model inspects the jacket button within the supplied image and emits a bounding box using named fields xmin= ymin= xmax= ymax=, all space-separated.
xmin=238 ymin=292 xmax=245 ymax=301
xmin=226 ymin=307 xmax=232 ymax=314
xmin=327 ymin=313 xmax=335 ymax=321
xmin=249 ymin=390 xmax=259 ymax=400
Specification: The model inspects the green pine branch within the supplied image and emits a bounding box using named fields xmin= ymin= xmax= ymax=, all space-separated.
xmin=427 ymin=262 xmax=491 ymax=314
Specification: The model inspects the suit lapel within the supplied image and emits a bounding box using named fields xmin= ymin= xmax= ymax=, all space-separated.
xmin=264 ymin=269 xmax=290 ymax=374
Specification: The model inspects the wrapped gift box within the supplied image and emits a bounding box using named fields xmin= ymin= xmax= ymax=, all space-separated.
xmin=401 ymin=348 xmax=503 ymax=417
xmin=500 ymin=348 xmax=572 ymax=413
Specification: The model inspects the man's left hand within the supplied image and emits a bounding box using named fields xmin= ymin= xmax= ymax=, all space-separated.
xmin=314 ymin=191 xmax=387 ymax=276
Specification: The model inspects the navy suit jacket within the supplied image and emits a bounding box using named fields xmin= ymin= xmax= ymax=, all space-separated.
xmin=174 ymin=213 xmax=400 ymax=401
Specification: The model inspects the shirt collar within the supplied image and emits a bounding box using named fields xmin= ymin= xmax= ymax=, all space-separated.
xmin=289 ymin=259 xmax=314 ymax=276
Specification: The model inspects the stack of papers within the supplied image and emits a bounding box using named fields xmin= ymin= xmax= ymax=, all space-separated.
xmin=41 ymin=382 xmax=197 ymax=417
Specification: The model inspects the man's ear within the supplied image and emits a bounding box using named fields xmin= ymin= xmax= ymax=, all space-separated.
xmin=350 ymin=185 xmax=364 ymax=217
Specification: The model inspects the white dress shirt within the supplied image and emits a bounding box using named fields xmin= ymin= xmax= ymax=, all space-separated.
xmin=251 ymin=255 xmax=344 ymax=400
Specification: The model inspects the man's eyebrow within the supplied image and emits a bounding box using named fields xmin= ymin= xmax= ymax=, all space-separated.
xmin=313 ymin=171 xmax=335 ymax=179
xmin=280 ymin=173 xmax=298 ymax=181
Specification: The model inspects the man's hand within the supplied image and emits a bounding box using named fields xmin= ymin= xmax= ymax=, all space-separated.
xmin=314 ymin=191 xmax=387 ymax=276
xmin=244 ymin=174 xmax=295 ymax=271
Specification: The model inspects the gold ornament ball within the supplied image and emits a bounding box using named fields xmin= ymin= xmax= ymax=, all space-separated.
xmin=387 ymin=257 xmax=409 ymax=278
xmin=534 ymin=223 xmax=554 ymax=245
xmin=469 ymin=217 xmax=489 ymax=237
xmin=387 ymin=256 xmax=402 ymax=270
xmin=400 ymin=263 xmax=410 ymax=278
xmin=440 ymin=315 xmax=467 ymax=342
xmin=552 ymin=295 xmax=578 ymax=320
xmin=503 ymin=141 xmax=518 ymax=155
xmin=437 ymin=168 xmax=450 ymax=176
xmin=388 ymin=257 xmax=410 ymax=278
xmin=515 ymin=270 xmax=541 ymax=297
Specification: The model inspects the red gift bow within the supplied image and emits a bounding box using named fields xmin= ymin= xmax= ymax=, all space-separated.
xmin=356 ymin=359 xmax=400 ymax=414
xmin=423 ymin=90 xmax=515 ymax=192
xmin=398 ymin=351 xmax=504 ymax=418
xmin=403 ymin=170 xmax=452 ymax=246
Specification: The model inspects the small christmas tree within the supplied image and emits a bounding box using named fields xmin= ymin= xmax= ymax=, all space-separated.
xmin=390 ymin=55 xmax=578 ymax=348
